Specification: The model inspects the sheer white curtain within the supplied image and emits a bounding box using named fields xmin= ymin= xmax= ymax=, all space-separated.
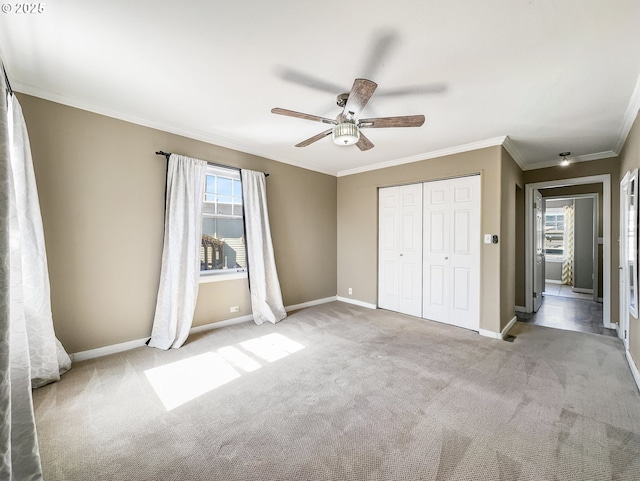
xmin=149 ymin=154 xmax=207 ymax=349
xmin=241 ymin=169 xmax=286 ymax=325
xmin=1 ymin=63 xmax=71 ymax=480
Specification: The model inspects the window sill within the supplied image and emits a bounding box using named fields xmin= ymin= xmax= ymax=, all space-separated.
xmin=199 ymin=271 xmax=248 ymax=284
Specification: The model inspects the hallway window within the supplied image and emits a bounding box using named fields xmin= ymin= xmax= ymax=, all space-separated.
xmin=545 ymin=208 xmax=564 ymax=260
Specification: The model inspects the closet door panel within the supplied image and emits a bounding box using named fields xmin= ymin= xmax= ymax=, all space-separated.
xmin=378 ymin=184 xmax=423 ymax=317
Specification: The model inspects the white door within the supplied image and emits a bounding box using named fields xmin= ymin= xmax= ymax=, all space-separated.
xmin=533 ymin=189 xmax=544 ymax=312
xmin=378 ymin=184 xmax=423 ymax=317
xmin=423 ymin=176 xmax=480 ymax=330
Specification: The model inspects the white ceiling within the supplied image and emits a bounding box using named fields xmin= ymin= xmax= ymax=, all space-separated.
xmin=1 ymin=0 xmax=639 ymax=176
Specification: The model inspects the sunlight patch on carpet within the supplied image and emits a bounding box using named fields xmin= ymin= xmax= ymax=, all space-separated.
xmin=145 ymin=353 xmax=241 ymax=410
xmin=144 ymin=334 xmax=305 ymax=410
xmin=240 ymin=333 xmax=305 ymax=362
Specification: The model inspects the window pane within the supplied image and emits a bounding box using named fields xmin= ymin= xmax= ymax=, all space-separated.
xmin=218 ymin=177 xmax=233 ymax=196
xmin=201 ymin=217 xmax=246 ymax=270
xmin=206 ymin=175 xmax=216 ymax=194
xmin=217 ymin=202 xmax=233 ymax=215
xmin=201 ymin=166 xmax=246 ymax=273
xmin=203 ymin=202 xmax=217 ymax=215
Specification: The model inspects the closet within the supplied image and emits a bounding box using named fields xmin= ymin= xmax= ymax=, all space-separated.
xmin=378 ymin=175 xmax=480 ymax=330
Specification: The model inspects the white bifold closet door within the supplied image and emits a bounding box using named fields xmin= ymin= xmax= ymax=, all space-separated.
xmin=423 ymin=175 xmax=480 ymax=330
xmin=378 ymin=183 xmax=423 ymax=317
xmin=378 ymin=175 xmax=480 ymax=331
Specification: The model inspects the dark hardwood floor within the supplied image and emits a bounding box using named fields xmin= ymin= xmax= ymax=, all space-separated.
xmin=516 ymin=294 xmax=618 ymax=338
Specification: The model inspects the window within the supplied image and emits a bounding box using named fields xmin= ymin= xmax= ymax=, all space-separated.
xmin=201 ymin=165 xmax=246 ymax=276
xmin=544 ymin=207 xmax=564 ymax=259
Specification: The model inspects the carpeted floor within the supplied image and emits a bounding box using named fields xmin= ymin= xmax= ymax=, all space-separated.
xmin=33 ymin=302 xmax=640 ymax=480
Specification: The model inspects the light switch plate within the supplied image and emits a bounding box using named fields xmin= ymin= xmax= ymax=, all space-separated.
xmin=484 ymin=234 xmax=492 ymax=244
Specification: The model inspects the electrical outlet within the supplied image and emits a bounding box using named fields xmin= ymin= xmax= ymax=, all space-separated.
xmin=230 ymin=306 xmax=239 ymax=313
xmin=348 ymin=288 xmax=352 ymax=295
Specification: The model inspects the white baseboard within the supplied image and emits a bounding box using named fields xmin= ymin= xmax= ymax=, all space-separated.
xmin=479 ymin=316 xmax=517 ymax=340
xmin=478 ymin=329 xmax=501 ymax=339
xmin=71 ymin=337 xmax=150 ymax=362
xmin=626 ymin=350 xmax=640 ymax=393
xmin=572 ymin=287 xmax=594 ymax=294
xmin=336 ymin=296 xmax=377 ymax=309
xmin=545 ymin=279 xmax=562 ymax=285
xmin=286 ymin=296 xmax=337 ymax=311
xmin=515 ymin=305 xmax=526 ymax=313
xmin=189 ymin=314 xmax=254 ymax=335
xmin=70 ymin=296 xmax=338 ymax=362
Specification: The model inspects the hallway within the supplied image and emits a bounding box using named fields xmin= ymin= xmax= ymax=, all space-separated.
xmin=517 ymin=295 xmax=617 ymax=338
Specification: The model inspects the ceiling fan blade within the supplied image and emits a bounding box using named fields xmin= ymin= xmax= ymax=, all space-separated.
xmin=376 ymin=84 xmax=447 ymax=97
xmin=276 ymin=67 xmax=345 ymax=94
xmin=271 ymin=108 xmax=337 ymax=125
xmin=295 ymin=129 xmax=333 ymax=147
xmin=359 ymin=115 xmax=425 ymax=128
xmin=343 ymin=79 xmax=377 ymax=119
xmin=356 ymin=132 xmax=375 ymax=151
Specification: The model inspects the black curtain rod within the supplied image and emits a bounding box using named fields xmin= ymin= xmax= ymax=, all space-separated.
xmin=155 ymin=151 xmax=269 ymax=177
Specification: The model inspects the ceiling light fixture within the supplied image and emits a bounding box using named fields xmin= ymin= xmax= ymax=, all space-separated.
xmin=559 ymin=152 xmax=571 ymax=167
xmin=332 ymin=121 xmax=360 ymax=146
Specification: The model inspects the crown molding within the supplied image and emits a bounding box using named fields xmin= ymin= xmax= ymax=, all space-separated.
xmin=336 ymin=136 xmax=507 ymax=177
xmin=12 ymin=81 xmax=337 ymax=177
xmin=521 ymin=150 xmax=618 ymax=171
xmin=501 ymin=136 xmax=526 ymax=170
xmin=614 ymin=71 xmax=640 ymax=155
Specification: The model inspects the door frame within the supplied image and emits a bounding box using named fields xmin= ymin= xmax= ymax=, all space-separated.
xmin=544 ymin=193 xmax=599 ymax=302
xmin=524 ymin=174 xmax=612 ymax=328
xmin=619 ymin=170 xmax=637 ymax=349
xmin=533 ymin=189 xmax=544 ymax=312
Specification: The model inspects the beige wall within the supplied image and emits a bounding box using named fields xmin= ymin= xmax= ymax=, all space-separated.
xmin=618 ymin=111 xmax=640 ymax=370
xmin=522 ymin=157 xmax=620 ymax=326
xmin=337 ymin=146 xmax=512 ymax=333
xmin=515 ymin=186 xmax=525 ymax=307
xmin=19 ymin=94 xmax=337 ymax=354
xmin=500 ymin=148 xmax=524 ymax=330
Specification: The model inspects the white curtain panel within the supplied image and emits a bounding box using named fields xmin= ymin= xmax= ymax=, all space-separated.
xmin=0 ymin=68 xmax=42 ymax=480
xmin=149 ymin=154 xmax=207 ymax=350
xmin=241 ymin=169 xmax=286 ymax=325
xmin=9 ymin=94 xmax=71 ymax=388
xmin=562 ymin=204 xmax=575 ymax=286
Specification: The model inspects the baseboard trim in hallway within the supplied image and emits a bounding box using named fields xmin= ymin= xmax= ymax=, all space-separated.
xmin=627 ymin=350 xmax=640 ymax=393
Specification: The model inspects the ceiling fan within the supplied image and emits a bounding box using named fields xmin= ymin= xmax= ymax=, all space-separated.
xmin=271 ymin=78 xmax=425 ymax=151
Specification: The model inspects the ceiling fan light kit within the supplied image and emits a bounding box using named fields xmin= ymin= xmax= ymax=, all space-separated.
xmin=333 ymin=121 xmax=360 ymax=145
xmin=272 ymin=78 xmax=425 ymax=151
